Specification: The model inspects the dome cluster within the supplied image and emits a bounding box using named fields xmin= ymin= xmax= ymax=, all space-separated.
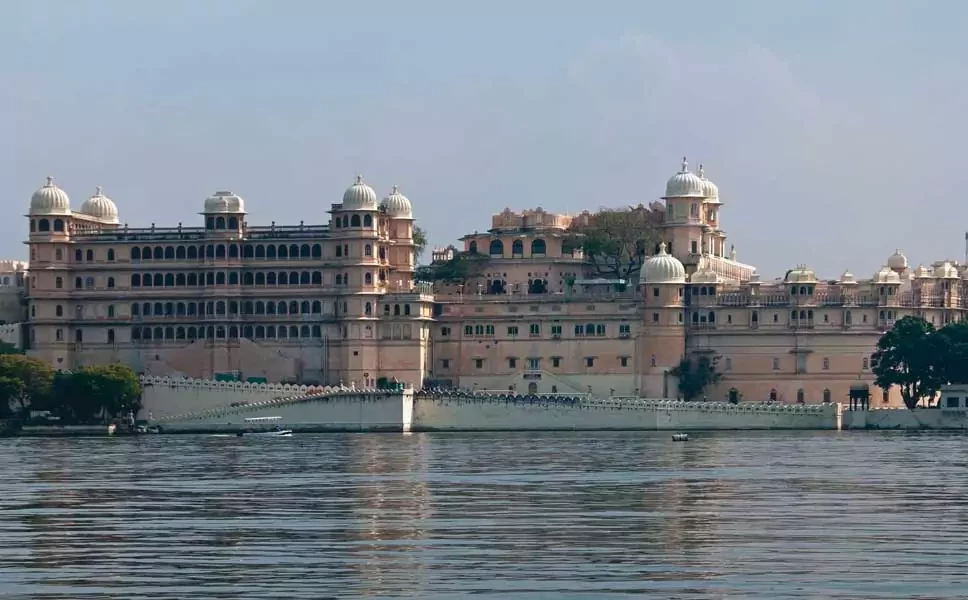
xmin=664 ymin=157 xmax=720 ymax=201
xmin=340 ymin=175 xmax=413 ymax=219
xmin=29 ymin=177 xmax=119 ymax=223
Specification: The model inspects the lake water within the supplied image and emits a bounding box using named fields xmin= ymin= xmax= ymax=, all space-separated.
xmin=1 ymin=431 xmax=967 ymax=599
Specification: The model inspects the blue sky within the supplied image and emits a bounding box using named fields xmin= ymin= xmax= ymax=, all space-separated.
xmin=4 ymin=0 xmax=966 ymax=278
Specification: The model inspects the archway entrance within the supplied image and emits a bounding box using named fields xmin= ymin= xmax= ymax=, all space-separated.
xmin=848 ymin=383 xmax=871 ymax=411
xmin=527 ymin=382 xmax=538 ymax=395
xmin=728 ymin=388 xmax=739 ymax=404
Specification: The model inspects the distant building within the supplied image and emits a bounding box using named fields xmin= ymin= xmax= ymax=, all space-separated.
xmin=20 ymin=159 xmax=964 ymax=404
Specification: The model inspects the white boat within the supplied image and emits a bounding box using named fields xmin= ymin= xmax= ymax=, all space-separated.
xmin=237 ymin=416 xmax=293 ymax=437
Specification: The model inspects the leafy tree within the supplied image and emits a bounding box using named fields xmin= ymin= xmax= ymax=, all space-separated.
xmin=935 ymin=321 xmax=968 ymax=385
xmin=872 ymin=316 xmax=944 ymax=410
xmin=52 ymin=364 xmax=142 ymax=422
xmin=0 ymin=354 xmax=53 ymax=415
xmin=0 ymin=340 xmax=22 ymax=355
xmin=567 ymin=206 xmax=661 ymax=282
xmin=670 ymin=355 xmax=723 ymax=401
xmin=416 ymin=251 xmax=489 ymax=286
xmin=412 ymin=225 xmax=428 ymax=260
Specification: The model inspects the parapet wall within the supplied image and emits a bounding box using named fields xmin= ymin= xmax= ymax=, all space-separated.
xmin=412 ymin=392 xmax=841 ymax=431
xmin=843 ymin=408 xmax=968 ymax=430
xmin=140 ymin=375 xmax=327 ymax=420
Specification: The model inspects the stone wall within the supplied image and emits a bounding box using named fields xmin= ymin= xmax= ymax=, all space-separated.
xmin=140 ymin=375 xmax=328 ymax=420
xmin=412 ymin=392 xmax=841 ymax=431
xmin=842 ymin=408 xmax=968 ymax=430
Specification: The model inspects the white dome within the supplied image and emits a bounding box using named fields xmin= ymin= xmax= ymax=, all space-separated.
xmin=887 ymin=249 xmax=908 ymax=271
xmin=839 ymin=270 xmax=856 ymax=284
xmin=203 ymin=190 xmax=245 ymax=214
xmin=786 ymin=265 xmax=817 ymax=284
xmin=872 ymin=265 xmax=901 ymax=284
xmin=644 ymin=243 xmax=686 ymax=283
xmin=698 ymin=164 xmax=719 ymax=200
xmin=29 ymin=176 xmax=71 ymax=215
xmin=380 ymin=185 xmax=412 ymax=218
xmin=690 ymin=266 xmax=720 ymax=284
xmin=79 ymin=186 xmax=119 ymax=223
xmin=663 ymin=157 xmax=705 ymax=198
xmin=935 ymin=261 xmax=959 ymax=279
xmin=914 ymin=265 xmax=933 ymax=279
xmin=342 ymin=175 xmax=378 ymax=210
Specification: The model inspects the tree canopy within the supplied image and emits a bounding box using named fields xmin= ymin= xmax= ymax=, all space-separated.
xmin=412 ymin=225 xmax=428 ymax=260
xmin=567 ymin=206 xmax=661 ymax=282
xmin=0 ymin=354 xmax=54 ymax=415
xmin=0 ymin=340 xmax=22 ymax=355
xmin=670 ymin=355 xmax=722 ymax=401
xmin=871 ymin=316 xmax=968 ymax=409
xmin=416 ymin=250 xmax=489 ymax=286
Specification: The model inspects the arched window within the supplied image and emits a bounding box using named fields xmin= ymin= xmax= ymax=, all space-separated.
xmin=311 ymin=271 xmax=322 ymax=285
xmin=174 ymin=246 xmax=185 ymax=260
xmin=266 ymin=245 xmax=276 ymax=259
xmin=769 ymin=389 xmax=778 ymax=401
xmin=85 ymin=249 xmax=94 ymax=262
xmin=823 ymin=389 xmax=832 ymax=403
xmin=405 ymin=304 xmax=411 ymax=316
xmin=85 ymin=277 xmax=94 ymax=289
xmin=153 ymin=246 xmax=164 ymax=260
xmin=277 ymin=301 xmax=287 ymax=314
xmin=531 ymin=239 xmax=546 ymax=256
xmin=216 ymin=301 xmax=226 ymax=315
xmin=162 ymin=246 xmax=173 ymax=259
xmin=365 ymin=302 xmax=372 ymax=315
xmin=351 ymin=214 xmax=361 ymax=227
xmin=215 ymin=216 xmax=225 ymax=229
xmin=152 ymin=273 xmax=162 ymax=287
xmin=242 ymin=272 xmax=253 ymax=286
xmin=216 ymin=272 xmax=225 ymax=285
xmin=56 ymin=305 xmax=63 ymax=317
xmin=363 ymin=215 xmax=373 ymax=227
xmin=107 ymin=248 xmax=115 ymax=261
xmin=243 ymin=245 xmax=254 ymax=258
xmin=489 ymin=240 xmax=504 ymax=256
xmin=300 ymin=244 xmax=311 ymax=258
xmin=255 ymin=245 xmax=266 ymax=258
xmin=131 ymin=247 xmax=141 ymax=260
xmin=267 ymin=301 xmax=276 ymax=315
xmin=55 ymin=276 xmax=63 ymax=289
xmin=797 ymin=388 xmax=805 ymax=403
xmin=512 ymin=240 xmax=524 ymax=256
xmin=278 ymin=272 xmax=289 ymax=286
xmin=311 ymin=301 xmax=321 ymax=314
xmin=55 ymin=329 xmax=63 ymax=341
xmin=163 ymin=273 xmax=174 ymax=287
xmin=312 ymin=244 xmax=322 ymax=258
xmin=384 ymin=304 xmax=391 ymax=316
xmin=55 ymin=248 xmax=63 ymax=261
xmin=364 ymin=272 xmax=373 ymax=285
xmin=132 ymin=303 xmax=140 ymax=316
xmin=107 ymin=277 xmax=115 ymax=288
xmin=255 ymin=272 xmax=265 ymax=286
xmin=289 ymin=244 xmax=299 ymax=258
xmin=187 ymin=246 xmax=198 ymax=260
xmin=394 ymin=304 xmax=401 ymax=316
xmin=341 ymin=215 xmax=348 ymax=228
xmin=336 ymin=274 xmax=342 ymax=285
xmin=469 ymin=241 xmax=478 ymax=254
xmin=216 ymin=245 xmax=226 ymax=258
xmin=229 ymin=272 xmax=238 ymax=285
xmin=228 ymin=216 xmax=238 ymax=230
xmin=364 ymin=244 xmax=373 ymax=257
xmin=53 ymin=219 xmax=64 ymax=232
xmin=229 ymin=244 xmax=239 ymax=258
xmin=266 ymin=272 xmax=276 ymax=286
xmin=75 ymin=249 xmax=82 ymax=262
xmin=38 ymin=219 xmax=50 ymax=232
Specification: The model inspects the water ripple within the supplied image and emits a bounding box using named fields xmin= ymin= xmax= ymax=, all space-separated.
xmin=1 ymin=431 xmax=967 ymax=598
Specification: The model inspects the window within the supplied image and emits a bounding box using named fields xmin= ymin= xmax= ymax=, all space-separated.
xmin=74 ymin=277 xmax=82 ymax=289
xmin=546 ymin=357 xmax=559 ymax=368
xmin=585 ymin=357 xmax=595 ymax=367
xmin=823 ymin=389 xmax=832 ymax=403
xmin=107 ymin=248 xmax=115 ymax=261
xmin=862 ymin=357 xmax=870 ymax=370
xmin=652 ymin=287 xmax=659 ymax=297
xmin=772 ymin=357 xmax=780 ymax=370
xmin=823 ymin=357 xmax=830 ymax=370
xmin=474 ymin=358 xmax=484 ymax=369
xmin=86 ymin=249 xmax=94 ymax=261
xmin=619 ymin=356 xmax=629 ymax=367
xmin=507 ymin=326 xmax=519 ymax=337
xmin=529 ymin=323 xmax=540 ymax=337
xmin=464 ymin=325 xmax=473 ymax=335
xmin=440 ymin=326 xmax=451 ymax=336
xmin=55 ymin=248 xmax=63 ymax=261
xmin=508 ymin=357 xmax=517 ymax=368
xmin=440 ymin=359 xmax=450 ymax=369
xmin=56 ymin=305 xmax=63 ymax=317
xmin=107 ymin=277 xmax=115 ymax=289
xmin=55 ymin=329 xmax=63 ymax=341
xmin=75 ymin=249 xmax=82 ymax=262
xmin=526 ymin=358 xmax=540 ymax=370
xmin=652 ymin=312 xmax=659 ymax=323
xmin=75 ymin=329 xmax=83 ymax=343
xmin=596 ymin=324 xmax=606 ymax=336
xmin=107 ymin=305 xmax=115 ymax=318
xmin=55 ymin=277 xmax=62 ymax=289
xmin=551 ymin=325 xmax=562 ymax=337
xmin=107 ymin=329 xmax=115 ymax=343
xmin=725 ymin=357 xmax=732 ymax=371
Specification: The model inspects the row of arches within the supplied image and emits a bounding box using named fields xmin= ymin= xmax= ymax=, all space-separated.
xmin=130 ymin=243 xmax=324 ymax=261
xmin=332 ymin=214 xmax=374 ymax=228
xmin=131 ymin=324 xmax=325 ymax=341
xmin=472 ymin=239 xmax=547 ymax=257
xmin=31 ymin=218 xmax=66 ymax=233
xmin=129 ymin=271 xmax=331 ymax=288
xmin=750 ymin=388 xmax=833 ymax=403
xmin=131 ymin=299 xmax=327 ymax=317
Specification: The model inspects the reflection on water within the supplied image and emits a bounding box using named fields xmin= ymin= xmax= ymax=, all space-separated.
xmin=1 ymin=431 xmax=968 ymax=598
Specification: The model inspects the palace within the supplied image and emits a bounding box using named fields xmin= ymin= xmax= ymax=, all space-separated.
xmin=18 ymin=160 xmax=968 ymax=405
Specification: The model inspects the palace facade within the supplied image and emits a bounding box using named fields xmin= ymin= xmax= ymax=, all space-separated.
xmin=21 ymin=160 xmax=968 ymax=405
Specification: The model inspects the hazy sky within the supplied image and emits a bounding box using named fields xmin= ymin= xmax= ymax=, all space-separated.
xmin=4 ymin=0 xmax=966 ymax=278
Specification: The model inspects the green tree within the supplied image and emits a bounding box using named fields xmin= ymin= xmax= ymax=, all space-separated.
xmin=567 ymin=206 xmax=660 ymax=282
xmin=0 ymin=340 xmax=22 ymax=355
xmin=52 ymin=365 xmax=142 ymax=422
xmin=935 ymin=321 xmax=968 ymax=385
xmin=872 ymin=316 xmax=944 ymax=410
xmin=670 ymin=355 xmax=723 ymax=401
xmin=416 ymin=250 xmax=489 ymax=286
xmin=412 ymin=225 xmax=428 ymax=260
xmin=0 ymin=354 xmax=54 ymax=415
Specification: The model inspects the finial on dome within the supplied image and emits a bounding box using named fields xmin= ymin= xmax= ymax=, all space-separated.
xmin=95 ymin=185 xmax=102 ymax=196
xmin=355 ymin=174 xmax=364 ymax=184
xmin=698 ymin=163 xmax=704 ymax=178
xmin=392 ymin=184 xmax=399 ymax=194
xmin=680 ymin=156 xmax=688 ymax=172
xmin=45 ymin=176 xmax=54 ymax=186
xmin=658 ymin=242 xmax=668 ymax=254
